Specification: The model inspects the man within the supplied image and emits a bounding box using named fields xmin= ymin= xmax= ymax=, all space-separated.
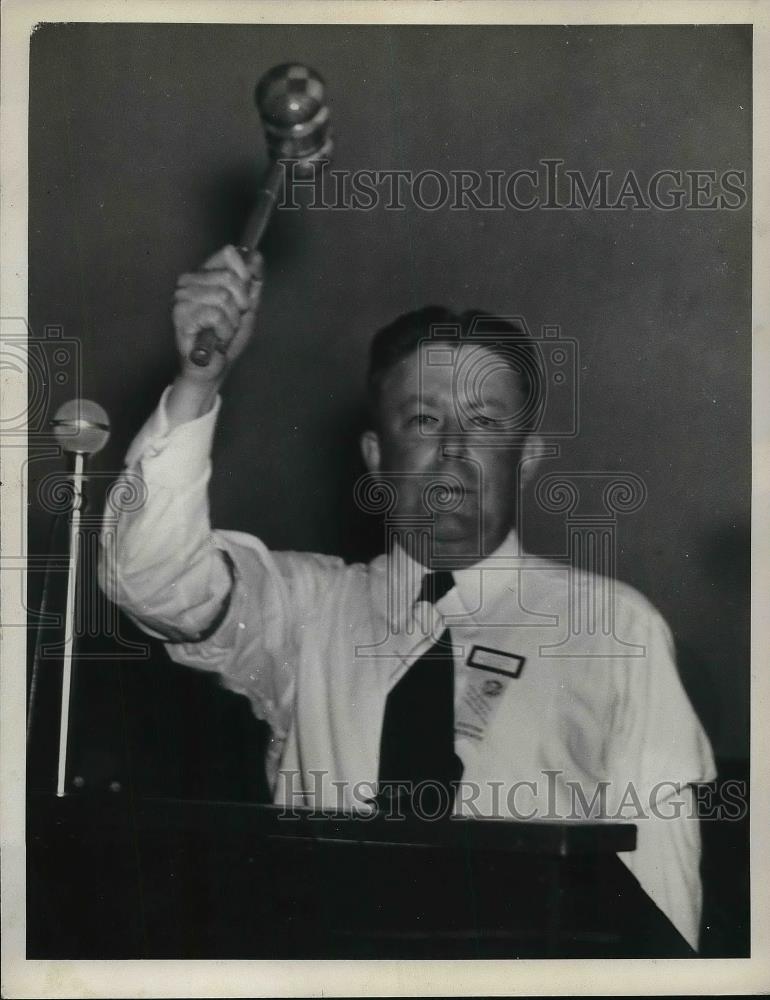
xmin=99 ymin=245 xmax=716 ymax=951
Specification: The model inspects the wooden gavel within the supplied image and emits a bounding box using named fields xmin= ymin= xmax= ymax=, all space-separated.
xmin=189 ymin=63 xmax=333 ymax=367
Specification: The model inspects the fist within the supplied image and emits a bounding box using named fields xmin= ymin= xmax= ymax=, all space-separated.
xmin=173 ymin=245 xmax=264 ymax=382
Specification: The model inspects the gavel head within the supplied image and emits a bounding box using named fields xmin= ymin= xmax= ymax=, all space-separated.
xmin=255 ymin=63 xmax=333 ymax=169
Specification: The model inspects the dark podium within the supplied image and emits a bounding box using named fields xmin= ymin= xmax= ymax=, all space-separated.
xmin=27 ymin=794 xmax=695 ymax=959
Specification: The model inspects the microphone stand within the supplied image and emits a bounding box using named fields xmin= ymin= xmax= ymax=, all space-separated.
xmin=29 ymin=399 xmax=110 ymax=796
xmin=55 ymin=450 xmax=85 ymax=797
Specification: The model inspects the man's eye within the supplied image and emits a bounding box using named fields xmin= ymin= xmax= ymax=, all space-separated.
xmin=407 ymin=414 xmax=439 ymax=428
xmin=470 ymin=414 xmax=500 ymax=428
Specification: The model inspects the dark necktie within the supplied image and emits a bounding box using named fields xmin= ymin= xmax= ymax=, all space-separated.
xmin=377 ymin=570 xmax=464 ymax=813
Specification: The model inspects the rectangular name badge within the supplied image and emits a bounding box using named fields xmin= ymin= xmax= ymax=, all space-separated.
xmin=455 ymin=646 xmax=526 ymax=743
xmin=466 ymin=644 xmax=526 ymax=679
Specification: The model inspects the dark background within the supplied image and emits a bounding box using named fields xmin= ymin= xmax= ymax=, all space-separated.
xmin=26 ymin=23 xmax=750 ymax=954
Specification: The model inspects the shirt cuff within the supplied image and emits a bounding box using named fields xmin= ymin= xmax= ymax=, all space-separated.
xmin=125 ymin=384 xmax=222 ymax=488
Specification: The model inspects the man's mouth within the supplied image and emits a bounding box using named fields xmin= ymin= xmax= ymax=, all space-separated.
xmin=424 ymin=482 xmax=478 ymax=514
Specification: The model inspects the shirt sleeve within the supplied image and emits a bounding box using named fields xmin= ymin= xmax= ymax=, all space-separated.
xmin=98 ymin=385 xmax=233 ymax=644
xmin=98 ymin=387 xmax=345 ymax=742
xmin=608 ymin=596 xmax=717 ymax=951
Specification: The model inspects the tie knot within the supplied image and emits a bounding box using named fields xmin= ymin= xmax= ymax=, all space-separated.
xmin=418 ymin=570 xmax=455 ymax=605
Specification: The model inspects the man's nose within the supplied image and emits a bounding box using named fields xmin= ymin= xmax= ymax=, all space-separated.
xmin=437 ymin=430 xmax=472 ymax=462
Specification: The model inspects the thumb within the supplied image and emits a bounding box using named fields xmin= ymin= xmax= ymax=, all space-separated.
xmin=246 ymin=249 xmax=264 ymax=281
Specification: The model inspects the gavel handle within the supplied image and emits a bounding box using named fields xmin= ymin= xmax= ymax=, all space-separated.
xmin=188 ymin=329 xmax=223 ymax=367
xmin=189 ymin=161 xmax=284 ymax=367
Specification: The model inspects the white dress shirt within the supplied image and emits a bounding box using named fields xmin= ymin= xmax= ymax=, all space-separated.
xmin=99 ymin=387 xmax=717 ymax=950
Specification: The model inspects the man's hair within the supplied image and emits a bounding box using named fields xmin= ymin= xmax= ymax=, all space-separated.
xmin=365 ymin=305 xmax=545 ymax=432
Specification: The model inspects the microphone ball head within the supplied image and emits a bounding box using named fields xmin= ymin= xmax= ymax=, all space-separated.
xmin=52 ymin=399 xmax=111 ymax=455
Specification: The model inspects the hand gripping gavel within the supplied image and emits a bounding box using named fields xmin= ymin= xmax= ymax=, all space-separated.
xmin=189 ymin=63 xmax=333 ymax=367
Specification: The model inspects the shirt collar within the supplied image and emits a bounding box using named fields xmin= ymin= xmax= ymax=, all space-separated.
xmin=387 ymin=529 xmax=526 ymax=631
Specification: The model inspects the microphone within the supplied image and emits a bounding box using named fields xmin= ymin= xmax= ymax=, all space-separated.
xmin=189 ymin=63 xmax=333 ymax=367
xmin=48 ymin=399 xmax=111 ymax=796
xmin=51 ymin=398 xmax=111 ymax=455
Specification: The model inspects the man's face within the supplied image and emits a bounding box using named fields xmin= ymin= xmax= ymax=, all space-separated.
xmin=361 ymin=342 xmax=539 ymax=568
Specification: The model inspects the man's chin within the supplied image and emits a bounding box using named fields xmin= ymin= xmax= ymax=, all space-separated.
xmin=392 ymin=511 xmax=512 ymax=568
xmin=428 ymin=523 xmax=486 ymax=568
xmin=427 ymin=513 xmax=516 ymax=568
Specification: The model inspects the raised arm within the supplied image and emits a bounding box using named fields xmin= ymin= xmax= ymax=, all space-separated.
xmin=98 ymin=244 xmax=263 ymax=646
xmin=99 ymin=245 xmax=347 ymax=756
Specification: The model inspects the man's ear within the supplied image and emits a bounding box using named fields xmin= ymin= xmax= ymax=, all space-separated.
xmin=520 ymin=432 xmax=544 ymax=487
xmin=360 ymin=429 xmax=381 ymax=473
